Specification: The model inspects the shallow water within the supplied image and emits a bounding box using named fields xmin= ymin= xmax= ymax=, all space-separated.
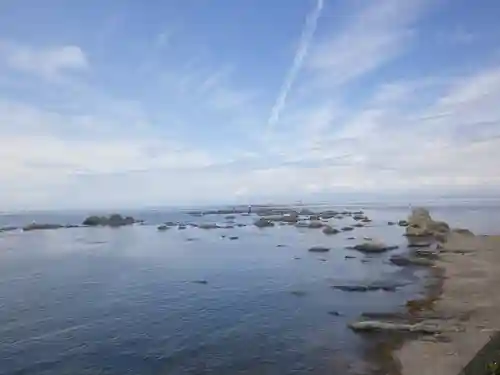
xmin=0 ymin=205 xmax=497 ymax=375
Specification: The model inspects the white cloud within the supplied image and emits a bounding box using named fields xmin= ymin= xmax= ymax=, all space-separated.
xmin=0 ymin=41 xmax=88 ymax=80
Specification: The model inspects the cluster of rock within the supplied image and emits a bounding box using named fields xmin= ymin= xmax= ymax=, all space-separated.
xmin=82 ymin=214 xmax=138 ymax=227
xmin=403 ymin=207 xmax=452 ymax=246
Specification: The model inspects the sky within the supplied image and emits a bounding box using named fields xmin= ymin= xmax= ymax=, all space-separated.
xmin=1 ymin=0 xmax=500 ymax=210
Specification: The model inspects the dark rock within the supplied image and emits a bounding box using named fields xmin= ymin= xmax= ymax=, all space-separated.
xmin=0 ymin=226 xmax=18 ymax=232
xmin=277 ymin=244 xmax=287 ymax=247
xmin=199 ymin=223 xmax=220 ymax=229
xmin=389 ymin=255 xmax=434 ymax=267
xmin=225 ymin=215 xmax=236 ymax=220
xmin=361 ymin=218 xmax=372 ymax=223
xmin=353 ymin=242 xmax=399 ymax=253
xmin=236 ymin=224 xmax=247 ymax=227
xmin=320 ymin=211 xmax=338 ymax=219
xmin=254 ymin=218 xmax=275 ymax=228
xmin=157 ymin=225 xmax=169 ymax=231
xmin=192 ymin=280 xmax=208 ymax=284
xmin=322 ymin=225 xmax=340 ymax=235
xmin=178 ymin=224 xmax=187 ymax=230
xmin=23 ymin=223 xmax=63 ymax=231
xmin=229 ymin=236 xmax=239 ymax=240
xmin=299 ymin=208 xmax=315 ymax=216
xmin=188 ymin=211 xmax=204 ymax=216
xmin=347 ymin=237 xmax=355 ymax=240
xmin=308 ymin=246 xmax=330 ymax=253
xmin=333 ymin=285 xmax=396 ymax=292
xmin=388 ymin=221 xmax=396 ymax=226
xmin=345 ymin=255 xmax=356 ymax=259
xmin=406 ymin=236 xmax=434 ymax=248
xmin=348 ymin=320 xmax=440 ymax=334
xmin=291 ymin=290 xmax=307 ymax=297
xmin=328 ymin=311 xmax=342 ymax=316
xmin=82 ymin=214 xmax=136 ymax=227
xmin=309 ymin=215 xmax=320 ymax=221
xmin=293 ymin=257 xmax=301 ymax=260
xmin=341 ymin=226 xmax=354 ymax=231
xmin=398 ymin=220 xmax=409 ymax=227
xmin=353 ymin=215 xmax=365 ymax=221
xmin=64 ymin=224 xmax=80 ymax=228
xmin=353 ymin=223 xmax=364 ymax=228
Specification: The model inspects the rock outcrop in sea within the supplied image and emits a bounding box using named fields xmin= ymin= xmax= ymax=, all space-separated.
xmin=82 ymin=214 xmax=137 ymax=227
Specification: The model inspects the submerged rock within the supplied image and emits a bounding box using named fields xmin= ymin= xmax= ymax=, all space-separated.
xmin=290 ymin=290 xmax=308 ymax=297
xmin=333 ymin=284 xmax=397 ymax=292
xmin=388 ymin=221 xmax=396 ymax=226
xmin=348 ymin=320 xmax=440 ymax=334
xmin=389 ymin=255 xmax=434 ymax=267
xmin=322 ymin=225 xmax=340 ymax=235
xmin=254 ymin=218 xmax=275 ymax=228
xmin=308 ymin=246 xmax=330 ymax=253
xmin=320 ymin=211 xmax=338 ymax=219
xmin=199 ymin=223 xmax=220 ymax=229
xmin=191 ymin=280 xmax=208 ymax=285
xmin=308 ymin=220 xmax=324 ymax=229
xmin=23 ymin=223 xmax=63 ymax=231
xmin=229 ymin=236 xmax=239 ymax=240
xmin=157 ymin=225 xmax=169 ymax=231
xmin=352 ymin=242 xmax=399 ymax=253
xmin=341 ymin=226 xmax=354 ymax=232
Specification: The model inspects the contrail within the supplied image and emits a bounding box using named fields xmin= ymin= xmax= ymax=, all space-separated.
xmin=266 ymin=0 xmax=324 ymax=134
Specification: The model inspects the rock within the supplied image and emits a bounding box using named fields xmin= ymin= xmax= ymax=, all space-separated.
xmin=236 ymin=224 xmax=246 ymax=227
xmin=347 ymin=237 xmax=355 ymax=240
xmin=345 ymin=255 xmax=356 ymax=259
xmin=353 ymin=215 xmax=365 ymax=221
xmin=309 ymin=215 xmax=320 ymax=221
xmin=348 ymin=320 xmax=440 ymax=334
xmin=23 ymin=223 xmax=63 ymax=231
xmin=414 ymin=247 xmax=439 ymax=259
xmin=299 ymin=208 xmax=316 ymax=216
xmin=353 ymin=223 xmax=364 ymax=228
xmin=322 ymin=225 xmax=340 ymax=235
xmin=0 ymin=226 xmax=18 ymax=232
xmin=225 ymin=215 xmax=236 ymax=220
xmin=320 ymin=211 xmax=338 ymax=219
xmin=308 ymin=246 xmax=330 ymax=253
xmin=452 ymin=228 xmax=475 ymax=236
xmin=405 ymin=208 xmax=451 ymax=242
xmin=276 ymin=244 xmax=286 ymax=247
xmin=388 ymin=221 xmax=396 ymax=226
xmin=178 ymin=224 xmax=187 ymax=230
xmin=353 ymin=242 xmax=399 ymax=253
xmin=82 ymin=214 xmax=136 ymax=227
xmin=188 ymin=211 xmax=204 ymax=216
xmin=341 ymin=226 xmax=354 ymax=231
xmin=199 ymin=223 xmax=220 ymax=229
xmin=308 ymin=220 xmax=324 ymax=229
xmin=333 ymin=285 xmax=397 ymax=292
xmin=389 ymin=255 xmax=434 ymax=267
xmin=192 ymin=280 xmax=208 ymax=285
xmin=361 ymin=218 xmax=372 ymax=223
xmin=165 ymin=222 xmax=177 ymax=227
xmin=157 ymin=225 xmax=169 ymax=231
xmin=229 ymin=236 xmax=239 ymax=240
xmin=291 ymin=290 xmax=307 ymax=297
xmin=254 ymin=218 xmax=275 ymax=228
xmin=406 ymin=236 xmax=434 ymax=248
xmin=398 ymin=220 xmax=409 ymax=227
xmin=328 ymin=311 xmax=342 ymax=316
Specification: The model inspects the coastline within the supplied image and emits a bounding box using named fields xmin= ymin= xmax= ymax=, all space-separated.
xmin=395 ymin=232 xmax=500 ymax=375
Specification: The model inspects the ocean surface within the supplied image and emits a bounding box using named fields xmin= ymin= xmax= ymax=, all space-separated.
xmin=0 ymin=204 xmax=499 ymax=375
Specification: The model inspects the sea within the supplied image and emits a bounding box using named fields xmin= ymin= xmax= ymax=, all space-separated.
xmin=0 ymin=202 xmax=499 ymax=375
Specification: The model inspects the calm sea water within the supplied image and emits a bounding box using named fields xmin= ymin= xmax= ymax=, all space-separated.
xmin=0 ymin=204 xmax=498 ymax=375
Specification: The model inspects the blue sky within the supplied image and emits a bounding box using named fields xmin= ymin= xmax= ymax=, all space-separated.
xmin=1 ymin=0 xmax=500 ymax=209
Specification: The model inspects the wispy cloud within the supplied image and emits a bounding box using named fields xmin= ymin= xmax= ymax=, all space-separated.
xmin=308 ymin=0 xmax=427 ymax=87
xmin=266 ymin=0 xmax=324 ymax=133
xmin=0 ymin=40 xmax=88 ymax=80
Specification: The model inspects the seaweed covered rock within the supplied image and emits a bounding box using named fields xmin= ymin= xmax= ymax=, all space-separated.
xmin=322 ymin=225 xmax=340 ymax=235
xmin=83 ymin=214 xmax=136 ymax=227
xmin=254 ymin=218 xmax=275 ymax=228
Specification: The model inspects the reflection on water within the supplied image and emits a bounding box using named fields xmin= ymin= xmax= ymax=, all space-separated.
xmin=0 ymin=205 xmax=498 ymax=374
